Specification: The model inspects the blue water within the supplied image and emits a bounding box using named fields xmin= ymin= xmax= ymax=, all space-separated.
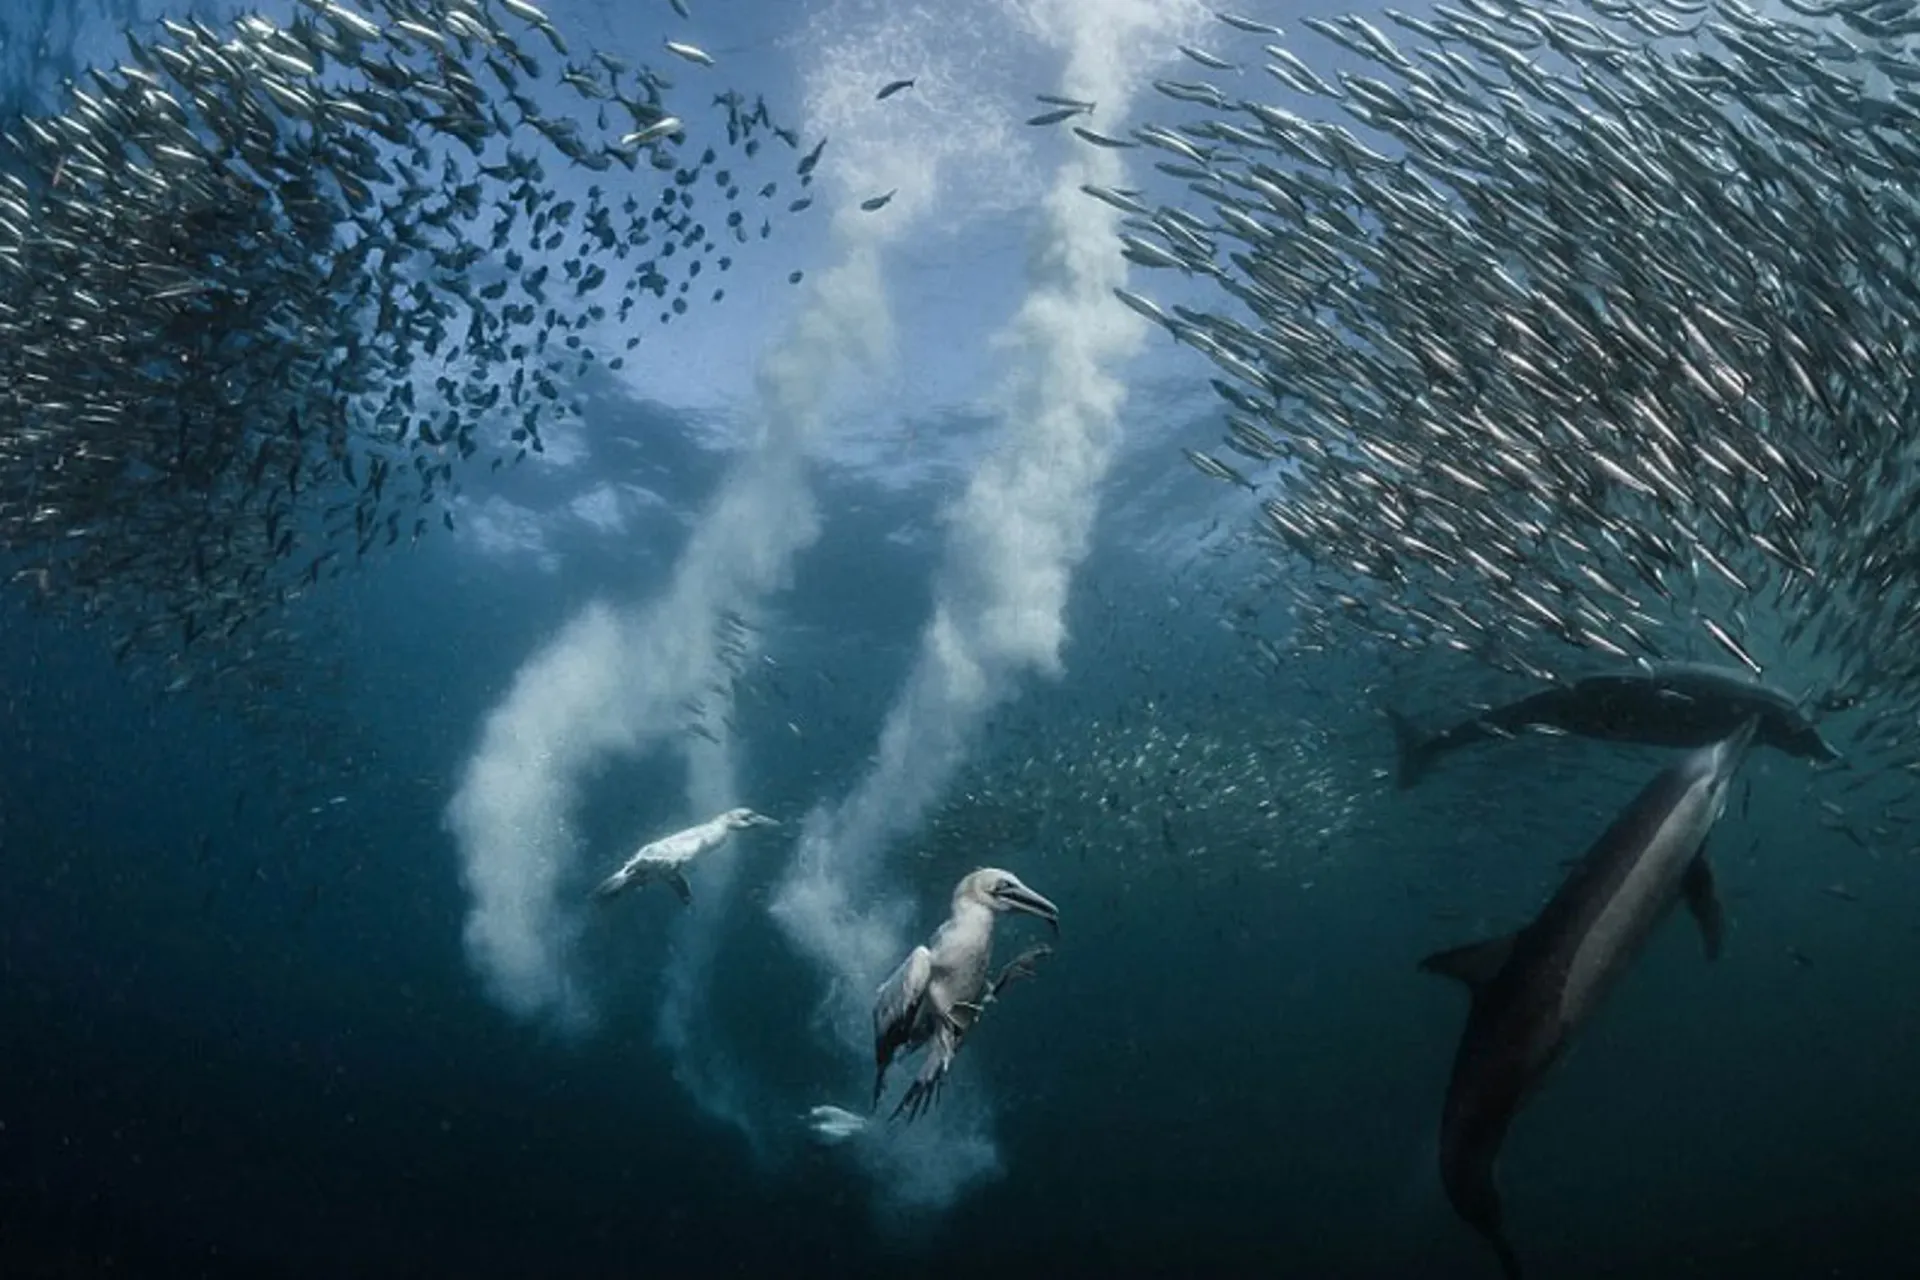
xmin=7 ymin=450 xmax=1920 ymax=1278
xmin=6 ymin=1 xmax=1920 ymax=1277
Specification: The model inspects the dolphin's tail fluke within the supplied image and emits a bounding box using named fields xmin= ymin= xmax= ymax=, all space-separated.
xmin=1486 ymin=1230 xmax=1523 ymax=1280
xmin=1386 ymin=709 xmax=1436 ymax=790
xmin=1446 ymin=1148 xmax=1524 ymax=1280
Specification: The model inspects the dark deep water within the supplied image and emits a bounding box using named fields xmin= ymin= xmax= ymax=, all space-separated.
xmin=5 ymin=492 xmax=1920 ymax=1280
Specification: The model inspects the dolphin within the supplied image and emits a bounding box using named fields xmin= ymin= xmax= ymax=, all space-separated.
xmin=1388 ymin=660 xmax=1838 ymax=788
xmin=1422 ymin=718 xmax=1756 ymax=1278
xmin=590 ymin=806 xmax=779 ymax=904
xmin=872 ymin=868 xmax=1058 ymax=1122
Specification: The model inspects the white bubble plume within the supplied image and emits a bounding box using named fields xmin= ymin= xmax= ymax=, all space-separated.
xmin=446 ymin=0 xmax=1024 ymax=1141
xmin=771 ymin=0 xmax=1205 ymax=1214
xmin=446 ymin=239 xmax=890 ymax=1024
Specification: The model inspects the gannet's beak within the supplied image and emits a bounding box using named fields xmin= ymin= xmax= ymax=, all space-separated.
xmin=750 ymin=812 xmax=782 ymax=828
xmin=996 ymin=880 xmax=1059 ymax=935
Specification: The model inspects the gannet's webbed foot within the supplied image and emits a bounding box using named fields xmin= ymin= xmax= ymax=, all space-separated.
xmin=891 ymin=1070 xmax=946 ymax=1124
xmin=990 ymin=943 xmax=1052 ymax=998
xmin=890 ymin=1029 xmax=955 ymax=1124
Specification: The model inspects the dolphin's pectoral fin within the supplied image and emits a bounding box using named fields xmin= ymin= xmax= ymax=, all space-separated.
xmin=1420 ymin=932 xmax=1517 ymax=992
xmin=1682 ymin=847 xmax=1724 ymax=961
xmin=665 ymin=870 xmax=693 ymax=906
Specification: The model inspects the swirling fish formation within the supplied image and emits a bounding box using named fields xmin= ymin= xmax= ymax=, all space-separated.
xmin=1040 ymin=3 xmax=1920 ymax=1269
xmin=0 ymin=0 xmax=815 ymax=691
xmin=1105 ymin=0 xmax=1920 ymax=730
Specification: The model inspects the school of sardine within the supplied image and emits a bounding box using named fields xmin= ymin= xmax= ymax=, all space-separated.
xmin=0 ymin=0 xmax=814 ymax=706
xmin=1054 ymin=3 xmax=1920 ymax=1268
xmin=1094 ymin=0 xmax=1920 ymax=774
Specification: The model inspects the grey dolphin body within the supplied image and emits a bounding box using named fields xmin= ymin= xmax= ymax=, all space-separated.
xmin=1389 ymin=661 xmax=1838 ymax=788
xmin=1422 ymin=719 xmax=1757 ymax=1278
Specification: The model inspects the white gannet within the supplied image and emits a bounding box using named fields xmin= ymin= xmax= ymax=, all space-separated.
xmin=589 ymin=807 xmax=779 ymax=904
xmin=871 ymin=868 xmax=1059 ymax=1122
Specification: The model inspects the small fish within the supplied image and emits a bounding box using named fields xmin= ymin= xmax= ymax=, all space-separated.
xmin=860 ymin=190 xmax=896 ymax=212
xmin=1036 ymin=93 xmax=1096 ymax=110
xmin=1073 ymin=126 xmax=1136 ymax=148
xmin=499 ymin=0 xmax=553 ymax=25
xmin=1179 ymin=45 xmax=1238 ymax=72
xmin=1113 ymin=287 xmax=1172 ymax=327
xmin=1215 ymin=11 xmax=1282 ymax=35
xmin=1699 ymin=615 xmax=1763 ymax=677
xmin=620 ymin=117 xmax=684 ymax=146
xmin=1080 ymin=183 xmax=1150 ymax=215
xmin=804 ymin=1104 xmax=869 ymax=1147
xmin=1027 ymin=106 xmax=1085 ymax=126
xmin=876 ymin=78 xmax=915 ymax=100
xmin=1184 ymin=447 xmax=1255 ymax=490
xmin=664 ymin=39 xmax=713 ymax=67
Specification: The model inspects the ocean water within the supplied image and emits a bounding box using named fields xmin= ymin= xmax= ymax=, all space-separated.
xmin=4 ymin=1 xmax=1920 ymax=1278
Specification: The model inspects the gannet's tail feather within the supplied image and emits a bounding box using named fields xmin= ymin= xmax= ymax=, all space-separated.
xmin=892 ymin=1022 xmax=957 ymax=1124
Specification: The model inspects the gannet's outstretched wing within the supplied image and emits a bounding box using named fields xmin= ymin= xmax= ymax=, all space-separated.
xmin=872 ymin=945 xmax=931 ymax=1108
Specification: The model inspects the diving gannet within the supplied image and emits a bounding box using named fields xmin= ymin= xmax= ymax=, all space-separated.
xmin=590 ymin=807 xmax=779 ymax=904
xmin=872 ymin=868 xmax=1058 ymax=1122
xmin=1388 ymin=660 xmax=1838 ymax=789
xmin=1423 ymin=718 xmax=1755 ymax=1278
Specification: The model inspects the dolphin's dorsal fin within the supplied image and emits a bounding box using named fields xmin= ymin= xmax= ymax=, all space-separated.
xmin=1682 ymin=849 xmax=1724 ymax=961
xmin=1420 ymin=933 xmax=1517 ymax=990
